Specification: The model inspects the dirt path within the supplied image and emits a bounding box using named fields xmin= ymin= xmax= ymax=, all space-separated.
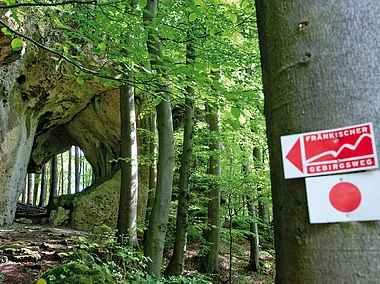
xmin=0 ymin=223 xmax=90 ymax=284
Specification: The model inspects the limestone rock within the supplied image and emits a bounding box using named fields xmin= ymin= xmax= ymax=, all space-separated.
xmin=71 ymin=171 xmax=121 ymax=231
xmin=49 ymin=207 xmax=70 ymax=227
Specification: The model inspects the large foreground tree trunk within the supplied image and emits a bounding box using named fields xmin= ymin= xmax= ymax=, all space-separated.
xmin=256 ymin=1 xmax=380 ymax=282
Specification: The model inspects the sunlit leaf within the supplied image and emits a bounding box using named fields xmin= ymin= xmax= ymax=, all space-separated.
xmin=153 ymin=96 xmax=162 ymax=106
xmin=98 ymin=42 xmax=107 ymax=51
xmin=230 ymin=14 xmax=237 ymax=24
xmin=1 ymin=27 xmax=12 ymax=36
xmin=11 ymin=38 xmax=23 ymax=51
xmin=139 ymin=0 xmax=147 ymax=8
xmin=231 ymin=107 xmax=241 ymax=119
xmin=76 ymin=77 xmax=84 ymax=85
xmin=189 ymin=13 xmax=197 ymax=22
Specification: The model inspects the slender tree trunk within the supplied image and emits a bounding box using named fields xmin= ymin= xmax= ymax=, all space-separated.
xmin=143 ymin=0 xmax=175 ymax=277
xmin=27 ymin=174 xmax=33 ymax=205
xmin=203 ymin=102 xmax=221 ymax=274
xmin=22 ymin=187 xmax=26 ymax=203
xmin=166 ymin=40 xmax=195 ymax=276
xmin=75 ymin=146 xmax=80 ymax=193
xmin=256 ymin=1 xmax=380 ymax=282
xmin=117 ymin=84 xmax=138 ymax=247
xmin=33 ymin=174 xmax=40 ymax=206
xmin=144 ymin=111 xmax=157 ymax=243
xmin=245 ymin=147 xmax=261 ymax=273
xmin=67 ymin=147 xmax=72 ymax=194
xmin=48 ymin=156 xmax=58 ymax=209
xmin=39 ymin=165 xmax=47 ymax=207
xmin=60 ymin=152 xmax=64 ymax=195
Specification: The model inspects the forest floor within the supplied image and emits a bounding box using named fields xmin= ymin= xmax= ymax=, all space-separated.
xmin=0 ymin=221 xmax=275 ymax=284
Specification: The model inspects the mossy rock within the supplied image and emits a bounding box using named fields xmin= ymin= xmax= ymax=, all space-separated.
xmin=70 ymin=171 xmax=121 ymax=231
xmin=9 ymin=253 xmax=41 ymax=262
xmin=1 ymin=245 xmax=32 ymax=255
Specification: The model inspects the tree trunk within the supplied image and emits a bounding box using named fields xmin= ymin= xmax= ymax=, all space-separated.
xmin=144 ymin=111 xmax=157 ymax=243
xmin=256 ymin=1 xmax=380 ymax=282
xmin=67 ymin=147 xmax=72 ymax=194
xmin=60 ymin=152 xmax=64 ymax=195
xmin=117 ymin=84 xmax=138 ymax=246
xmin=203 ymin=103 xmax=221 ymax=274
xmin=27 ymin=174 xmax=34 ymax=205
xmin=166 ymin=40 xmax=195 ymax=276
xmin=75 ymin=146 xmax=80 ymax=193
xmin=48 ymin=155 xmax=58 ymax=209
xmin=246 ymin=148 xmax=261 ymax=273
xmin=143 ymin=0 xmax=175 ymax=278
xmin=0 ymin=105 xmax=37 ymax=225
xmin=39 ymin=165 xmax=47 ymax=207
xmin=33 ymin=173 xmax=40 ymax=206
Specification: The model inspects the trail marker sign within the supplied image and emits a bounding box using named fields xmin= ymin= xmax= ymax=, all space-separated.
xmin=281 ymin=122 xmax=378 ymax=179
xmin=305 ymin=170 xmax=380 ymax=223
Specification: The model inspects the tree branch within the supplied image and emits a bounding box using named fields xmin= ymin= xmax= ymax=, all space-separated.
xmin=0 ymin=0 xmax=127 ymax=9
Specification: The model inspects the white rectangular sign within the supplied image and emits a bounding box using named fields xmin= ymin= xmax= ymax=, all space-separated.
xmin=305 ymin=170 xmax=380 ymax=224
xmin=281 ymin=122 xmax=378 ymax=179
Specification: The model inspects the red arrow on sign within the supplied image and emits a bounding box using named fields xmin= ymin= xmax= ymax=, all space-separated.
xmin=285 ymin=137 xmax=303 ymax=172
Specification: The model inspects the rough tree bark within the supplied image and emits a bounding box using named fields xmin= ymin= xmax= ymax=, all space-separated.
xmin=117 ymin=85 xmax=138 ymax=246
xmin=143 ymin=0 xmax=175 ymax=277
xmin=256 ymin=0 xmax=380 ymax=282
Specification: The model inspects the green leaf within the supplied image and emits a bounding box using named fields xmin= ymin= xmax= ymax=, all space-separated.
xmin=231 ymin=107 xmax=241 ymax=119
xmin=139 ymin=0 xmax=147 ymax=8
xmin=11 ymin=38 xmax=23 ymax=51
xmin=153 ymin=97 xmax=162 ymax=106
xmin=104 ymin=80 xmax=113 ymax=87
xmin=98 ymin=42 xmax=107 ymax=51
xmin=76 ymin=77 xmax=84 ymax=85
xmin=194 ymin=0 xmax=202 ymax=4
xmin=230 ymin=14 xmax=237 ymax=24
xmin=53 ymin=18 xmax=71 ymax=30
xmin=210 ymin=28 xmax=216 ymax=36
xmin=1 ymin=27 xmax=12 ymax=36
xmin=189 ymin=13 xmax=197 ymax=22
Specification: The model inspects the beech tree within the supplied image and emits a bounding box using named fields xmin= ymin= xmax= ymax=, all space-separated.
xmin=256 ymin=0 xmax=380 ymax=282
xmin=143 ymin=0 xmax=175 ymax=278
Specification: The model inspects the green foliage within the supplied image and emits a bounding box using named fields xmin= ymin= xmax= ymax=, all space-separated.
xmin=36 ymin=230 xmax=211 ymax=284
xmin=11 ymin=38 xmax=23 ymax=51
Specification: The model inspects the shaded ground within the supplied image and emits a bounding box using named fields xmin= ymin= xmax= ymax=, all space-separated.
xmin=1 ymin=207 xmax=275 ymax=284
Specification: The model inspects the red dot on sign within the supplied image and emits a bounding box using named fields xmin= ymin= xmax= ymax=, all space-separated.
xmin=329 ymin=182 xmax=361 ymax=213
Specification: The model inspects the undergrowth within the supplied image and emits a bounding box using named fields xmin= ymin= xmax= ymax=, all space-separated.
xmin=33 ymin=226 xmax=212 ymax=284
